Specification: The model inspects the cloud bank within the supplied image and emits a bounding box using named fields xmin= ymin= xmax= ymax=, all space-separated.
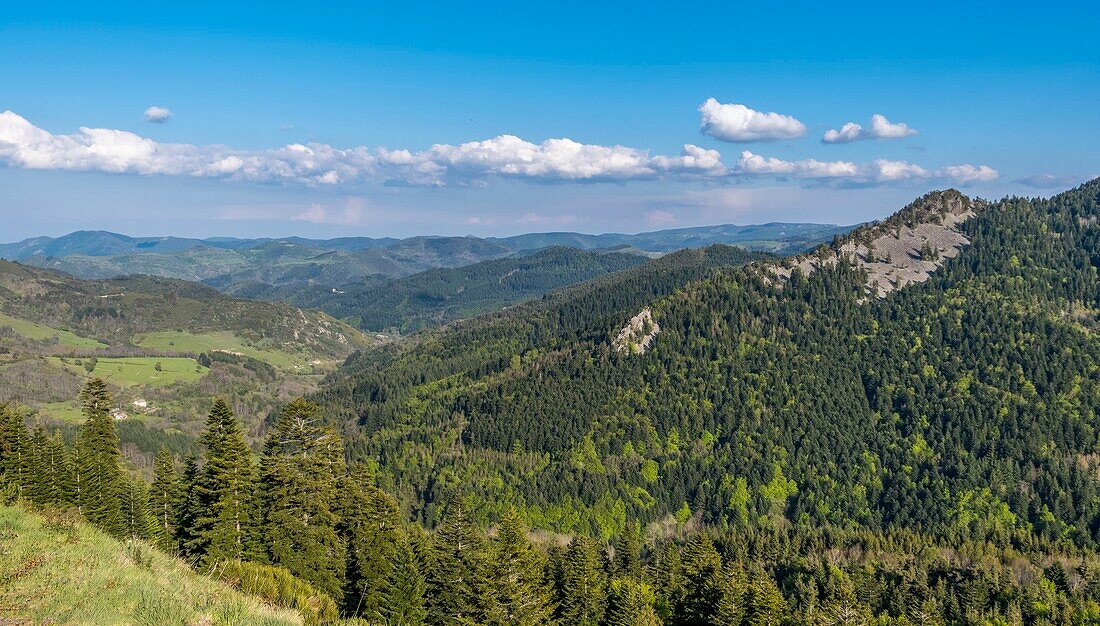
xmin=823 ymin=114 xmax=918 ymax=143
xmin=0 ymin=110 xmax=996 ymax=189
xmin=699 ymin=98 xmax=806 ymax=142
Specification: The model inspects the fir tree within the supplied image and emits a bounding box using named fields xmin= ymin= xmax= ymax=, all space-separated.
xmin=175 ymin=454 xmax=201 ymax=557
xmin=560 ymin=535 xmax=607 ymax=626
xmin=744 ymin=570 xmax=786 ymax=626
xmin=25 ymin=425 xmax=49 ymax=505
xmin=41 ymin=429 xmax=76 ymax=506
xmin=606 ymin=577 xmax=662 ymax=626
xmin=259 ymin=397 xmax=346 ymax=599
xmin=381 ymin=528 xmax=429 ymax=626
xmin=678 ymin=533 xmax=725 ymax=625
xmin=340 ymin=465 xmax=401 ymax=617
xmin=614 ymin=521 xmax=643 ymax=578
xmin=74 ymin=379 xmax=125 ymax=537
xmin=120 ymin=473 xmax=158 ymax=541
xmin=0 ymin=403 xmax=30 ymax=499
xmin=149 ymin=446 xmax=181 ymax=552
xmin=487 ymin=508 xmax=554 ymax=625
xmin=426 ymin=495 xmax=489 ymax=625
xmin=190 ymin=398 xmax=259 ymax=565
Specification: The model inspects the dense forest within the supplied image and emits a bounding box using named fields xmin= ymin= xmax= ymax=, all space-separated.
xmin=9 ymin=380 xmax=1100 ymax=624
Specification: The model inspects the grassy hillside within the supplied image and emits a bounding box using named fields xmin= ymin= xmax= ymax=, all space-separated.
xmin=0 ymin=505 xmax=301 ymax=625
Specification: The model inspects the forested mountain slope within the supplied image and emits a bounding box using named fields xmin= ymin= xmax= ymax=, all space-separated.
xmin=233 ymin=246 xmax=652 ymax=333
xmin=318 ymin=180 xmax=1100 ymax=548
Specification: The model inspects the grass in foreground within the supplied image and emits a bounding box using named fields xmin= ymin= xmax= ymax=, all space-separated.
xmin=0 ymin=505 xmax=301 ymax=625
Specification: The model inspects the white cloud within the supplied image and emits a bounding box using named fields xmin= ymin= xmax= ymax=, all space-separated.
xmin=936 ymin=164 xmax=999 ymax=184
xmin=0 ymin=110 xmax=995 ymax=190
xmin=822 ymin=114 xmax=918 ymax=143
xmin=1014 ymin=173 xmax=1077 ymax=189
xmin=699 ymin=98 xmax=806 ymax=142
xmin=143 ymin=106 xmax=172 ymax=123
xmin=736 ymin=150 xmax=996 ymax=186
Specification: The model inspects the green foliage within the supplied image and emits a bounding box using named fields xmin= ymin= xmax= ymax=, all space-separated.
xmin=487 ymin=508 xmax=554 ymax=625
xmin=560 ymin=535 xmax=607 ymax=626
xmin=209 ymin=559 xmax=341 ymax=626
xmin=149 ymin=446 xmax=181 ymax=552
xmin=339 ymin=466 xmax=402 ymax=619
xmin=426 ymin=495 xmax=490 ymax=625
xmin=74 ymin=378 xmax=126 ymax=537
xmin=260 ymin=398 xmax=346 ymax=599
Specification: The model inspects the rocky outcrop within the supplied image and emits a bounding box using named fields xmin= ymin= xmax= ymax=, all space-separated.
xmin=613 ymin=308 xmax=660 ymax=353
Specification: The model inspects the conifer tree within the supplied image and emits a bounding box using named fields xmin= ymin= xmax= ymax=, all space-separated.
xmin=381 ymin=528 xmax=429 ymax=626
xmin=175 ymin=454 xmax=201 ymax=556
xmin=426 ymin=495 xmax=490 ymax=625
xmin=26 ymin=425 xmax=50 ymax=505
xmin=74 ymin=379 xmax=125 ymax=537
xmin=560 ymin=534 xmax=607 ymax=626
xmin=487 ymin=508 xmax=554 ymax=625
xmin=0 ymin=403 xmax=30 ymax=499
xmin=340 ymin=466 xmax=401 ymax=618
xmin=744 ymin=570 xmax=786 ymax=626
xmin=678 ymin=533 xmax=725 ymax=624
xmin=120 ymin=473 xmax=158 ymax=541
xmin=260 ymin=397 xmax=346 ymax=599
xmin=606 ymin=577 xmax=662 ymax=626
xmin=43 ymin=430 xmax=75 ymax=506
xmin=149 ymin=446 xmax=181 ymax=552
xmin=714 ymin=562 xmax=748 ymax=626
xmin=614 ymin=521 xmax=643 ymax=578
xmin=190 ymin=398 xmax=260 ymax=564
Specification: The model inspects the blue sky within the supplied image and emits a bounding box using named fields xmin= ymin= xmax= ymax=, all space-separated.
xmin=1 ymin=1 xmax=1097 ymax=239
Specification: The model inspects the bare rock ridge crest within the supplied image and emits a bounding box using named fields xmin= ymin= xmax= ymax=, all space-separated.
xmin=613 ymin=189 xmax=979 ymax=353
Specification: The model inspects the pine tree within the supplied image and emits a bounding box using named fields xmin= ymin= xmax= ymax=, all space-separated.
xmin=678 ymin=533 xmax=725 ymax=624
xmin=560 ymin=535 xmax=607 ymax=626
xmin=614 ymin=521 xmax=643 ymax=578
xmin=381 ymin=528 xmax=429 ymax=626
xmin=259 ymin=397 xmax=346 ymax=599
xmin=149 ymin=446 xmax=181 ymax=552
xmin=120 ymin=473 xmax=158 ymax=541
xmin=0 ymin=403 xmax=30 ymax=499
xmin=175 ymin=454 xmax=201 ymax=557
xmin=74 ymin=379 xmax=125 ymax=537
xmin=426 ymin=495 xmax=489 ymax=625
xmin=744 ymin=570 xmax=786 ymax=626
xmin=487 ymin=508 xmax=554 ymax=625
xmin=190 ymin=398 xmax=260 ymax=565
xmin=340 ymin=465 xmax=401 ymax=618
xmin=606 ymin=577 xmax=662 ymax=626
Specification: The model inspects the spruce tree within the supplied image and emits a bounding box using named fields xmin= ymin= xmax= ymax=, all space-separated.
xmin=260 ymin=397 xmax=346 ymax=599
xmin=175 ymin=454 xmax=201 ymax=557
xmin=26 ymin=425 xmax=49 ymax=505
xmin=560 ymin=535 xmax=607 ymax=626
xmin=74 ymin=379 xmax=125 ymax=537
xmin=606 ymin=577 xmax=662 ymax=626
xmin=744 ymin=570 xmax=786 ymax=626
xmin=678 ymin=533 xmax=725 ymax=624
xmin=120 ymin=473 xmax=158 ymax=541
xmin=190 ymin=398 xmax=260 ymax=564
xmin=340 ymin=466 xmax=400 ymax=618
xmin=426 ymin=495 xmax=490 ymax=625
xmin=0 ymin=403 xmax=30 ymax=499
xmin=487 ymin=508 xmax=554 ymax=625
xmin=614 ymin=521 xmax=643 ymax=578
xmin=149 ymin=446 xmax=181 ymax=552
xmin=381 ymin=528 xmax=429 ymax=626
xmin=43 ymin=430 xmax=76 ymax=506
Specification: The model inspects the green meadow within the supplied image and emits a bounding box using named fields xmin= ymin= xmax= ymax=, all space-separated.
xmin=51 ymin=356 xmax=209 ymax=387
xmin=0 ymin=311 xmax=106 ymax=349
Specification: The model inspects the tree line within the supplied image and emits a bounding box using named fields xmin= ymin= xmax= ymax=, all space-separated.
xmin=8 ymin=379 xmax=1100 ymax=624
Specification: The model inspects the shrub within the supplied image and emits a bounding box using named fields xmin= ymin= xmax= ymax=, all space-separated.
xmin=207 ymin=559 xmax=340 ymax=625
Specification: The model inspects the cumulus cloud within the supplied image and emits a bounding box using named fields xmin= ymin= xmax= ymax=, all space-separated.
xmin=699 ymin=98 xmax=806 ymax=142
xmin=822 ymin=114 xmax=917 ymax=143
xmin=736 ymin=150 xmax=996 ymax=186
xmin=143 ymin=106 xmax=172 ymax=123
xmin=0 ymin=110 xmax=996 ymax=190
xmin=1014 ymin=173 xmax=1077 ymax=189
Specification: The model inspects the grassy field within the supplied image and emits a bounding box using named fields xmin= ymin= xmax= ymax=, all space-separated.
xmin=51 ymin=356 xmax=209 ymax=387
xmin=132 ymin=330 xmax=320 ymax=370
xmin=0 ymin=505 xmax=302 ymax=625
xmin=0 ymin=311 xmax=106 ymax=349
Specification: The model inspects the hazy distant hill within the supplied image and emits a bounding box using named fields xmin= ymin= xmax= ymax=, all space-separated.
xmin=0 ymin=222 xmax=851 ymax=292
